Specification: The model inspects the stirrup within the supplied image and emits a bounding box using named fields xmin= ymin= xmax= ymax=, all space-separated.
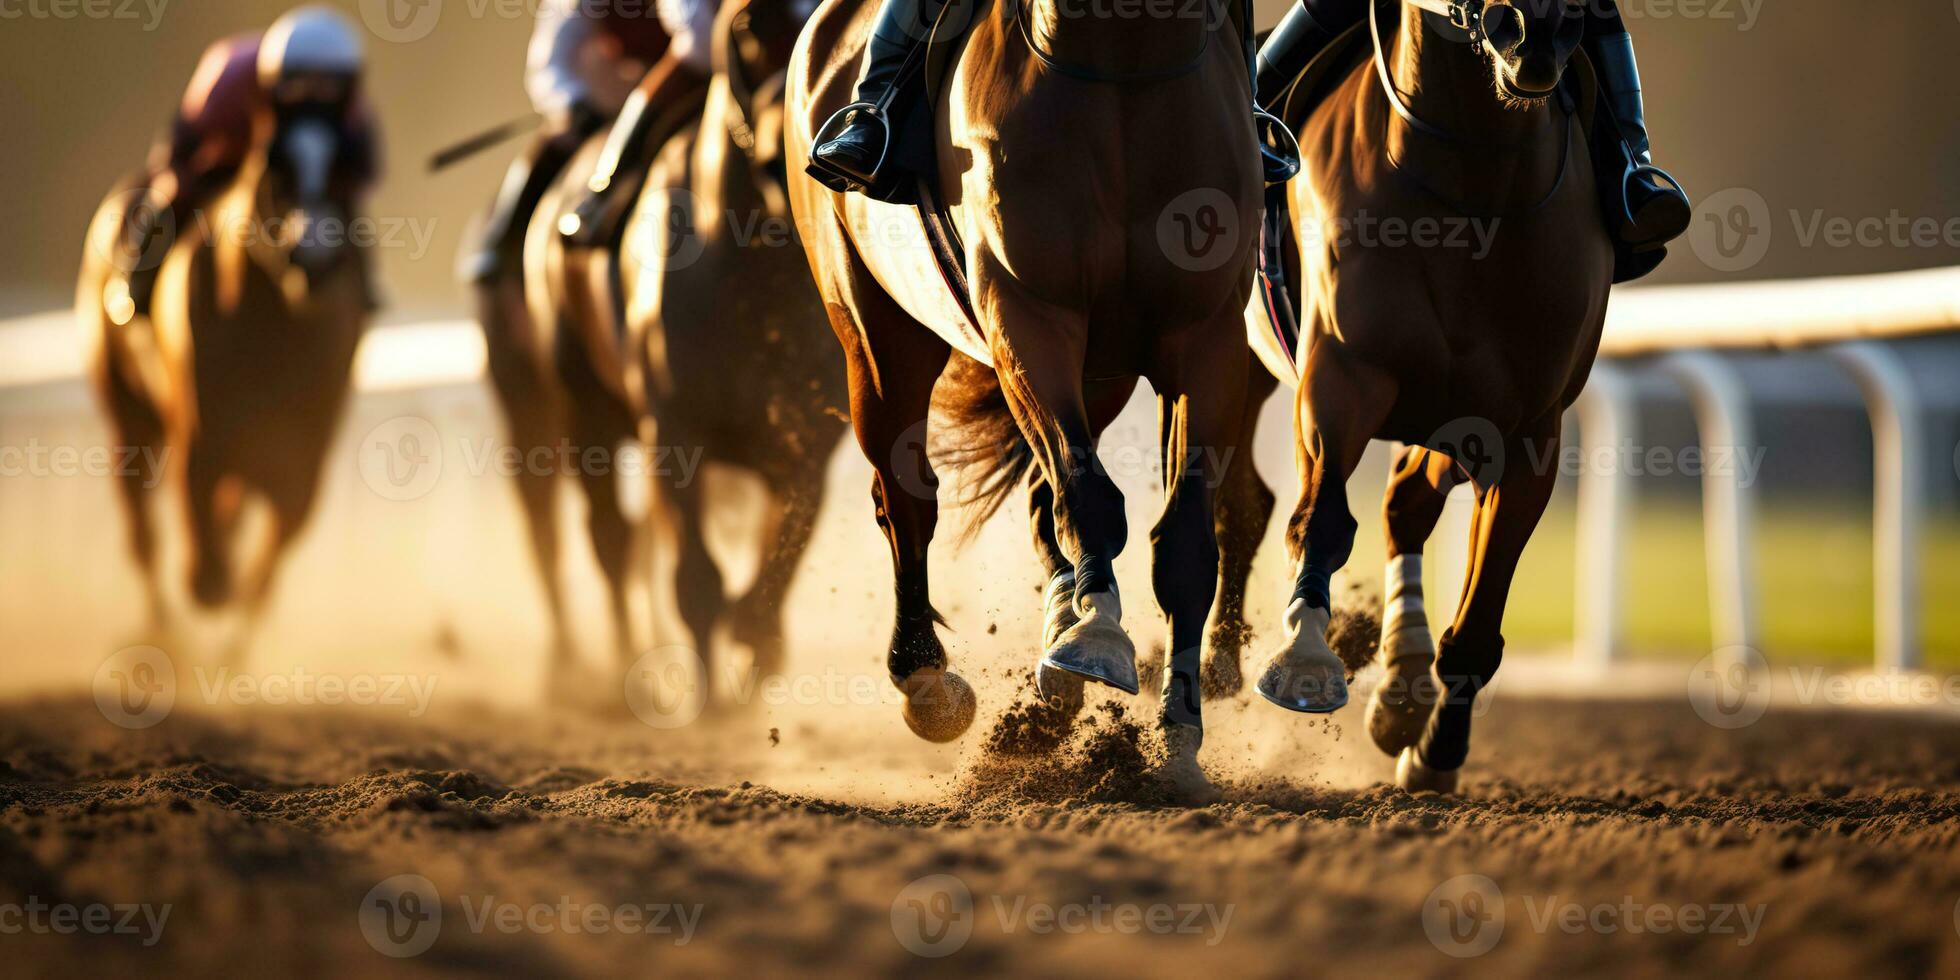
xmin=1619 ymin=159 xmax=1687 ymax=227
xmin=1255 ymin=107 xmax=1302 ymax=184
xmin=806 ymin=101 xmax=891 ymax=194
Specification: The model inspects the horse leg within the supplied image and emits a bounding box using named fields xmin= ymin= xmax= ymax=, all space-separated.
xmin=1262 ymin=344 xmax=1397 ymax=711
xmin=830 ymin=291 xmax=973 ymax=742
xmin=481 ymin=285 xmax=577 ymax=666
xmin=570 ymin=402 xmax=639 ymax=667
xmin=1399 ymin=417 xmax=1561 ymax=793
xmin=101 ymin=375 xmax=170 ymax=638
xmin=1364 ymin=444 xmax=1462 ymax=755
xmin=183 ymin=438 xmax=237 ymax=610
xmin=1147 ymin=326 xmax=1249 ymax=797
xmin=660 ymin=453 xmax=727 ymax=695
xmin=727 ymin=472 xmax=827 ymax=683
xmin=988 ymin=301 xmax=1135 ymax=698
xmin=220 ymin=472 xmax=322 ymax=670
xmin=1200 ymin=362 xmax=1278 ymax=700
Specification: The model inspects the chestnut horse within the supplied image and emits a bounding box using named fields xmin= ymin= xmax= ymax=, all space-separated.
xmin=1247 ymin=0 xmax=1613 ymax=791
xmin=618 ymin=0 xmax=847 ymax=699
xmin=790 ymin=0 xmax=1262 ymax=787
xmin=80 ymin=105 xmax=370 ymax=662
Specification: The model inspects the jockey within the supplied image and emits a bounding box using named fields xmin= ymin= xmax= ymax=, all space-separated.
xmin=554 ymin=0 xmax=721 ymax=245
xmin=109 ymin=10 xmax=378 ymax=325
xmin=1254 ymin=0 xmax=1690 ymax=247
xmin=467 ymin=0 xmax=672 ymax=281
xmin=806 ymin=0 xmax=1297 ymax=195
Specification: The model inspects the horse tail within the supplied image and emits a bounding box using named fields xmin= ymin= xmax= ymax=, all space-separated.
xmin=934 ymin=352 xmax=1035 ymax=547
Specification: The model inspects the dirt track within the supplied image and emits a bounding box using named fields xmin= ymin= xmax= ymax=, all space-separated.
xmin=4 ymin=685 xmax=1960 ymax=978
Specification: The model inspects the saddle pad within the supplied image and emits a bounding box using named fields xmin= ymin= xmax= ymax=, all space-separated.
xmin=841 ymin=185 xmax=991 ymax=366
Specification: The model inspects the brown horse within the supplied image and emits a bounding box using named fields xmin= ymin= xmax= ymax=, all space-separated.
xmin=471 ymin=76 xmax=694 ymax=687
xmin=80 ymin=104 xmax=371 ymax=661
xmin=618 ymin=0 xmax=847 ymax=700
xmin=1249 ymin=0 xmax=1613 ymax=791
xmin=790 ymin=0 xmax=1263 ymax=784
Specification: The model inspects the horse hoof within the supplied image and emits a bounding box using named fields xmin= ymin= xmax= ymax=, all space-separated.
xmin=899 ymin=668 xmax=976 ymax=743
xmin=1155 ymin=723 xmax=1219 ymax=804
xmin=1365 ymin=628 xmax=1439 ymax=755
xmin=1255 ymin=600 xmax=1348 ymax=713
xmin=1395 ymin=746 xmax=1459 ymax=795
xmin=1034 ymin=659 xmax=1086 ymax=714
xmin=1041 ymin=590 xmax=1139 ymax=695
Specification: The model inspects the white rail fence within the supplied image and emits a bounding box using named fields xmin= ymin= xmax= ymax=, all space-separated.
xmin=1576 ymin=264 xmax=1960 ymax=671
xmin=3 ymin=264 xmax=1955 ymax=671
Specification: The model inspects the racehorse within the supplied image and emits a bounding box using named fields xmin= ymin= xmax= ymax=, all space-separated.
xmin=79 ymin=91 xmax=371 ymax=662
xmin=789 ymin=0 xmax=1264 ymax=784
xmin=1248 ymin=0 xmax=1614 ymax=791
xmin=471 ymin=54 xmax=690 ymax=688
xmin=618 ymin=0 xmax=847 ymax=699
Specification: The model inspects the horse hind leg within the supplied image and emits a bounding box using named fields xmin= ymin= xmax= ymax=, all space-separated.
xmin=1200 ymin=362 xmax=1278 ymax=700
xmin=1400 ymin=418 xmax=1561 ymax=794
xmin=1365 ymin=444 xmax=1461 ymax=756
xmin=1147 ymin=331 xmax=1250 ymax=800
xmin=985 ymin=299 xmax=1136 ymax=699
xmin=829 ymin=287 xmax=973 ymax=742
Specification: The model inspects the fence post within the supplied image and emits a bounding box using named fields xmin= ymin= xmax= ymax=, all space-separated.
xmin=1659 ymin=350 xmax=1762 ymax=661
xmin=1829 ymin=342 xmax=1925 ymax=672
xmin=1573 ymin=361 xmax=1637 ymax=670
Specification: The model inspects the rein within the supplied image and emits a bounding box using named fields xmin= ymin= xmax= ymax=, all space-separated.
xmin=1367 ymin=0 xmax=1573 ymax=218
xmin=1009 ymin=0 xmax=1218 ymax=83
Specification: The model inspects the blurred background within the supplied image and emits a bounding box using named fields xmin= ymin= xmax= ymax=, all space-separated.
xmin=2 ymin=0 xmax=1958 ymax=707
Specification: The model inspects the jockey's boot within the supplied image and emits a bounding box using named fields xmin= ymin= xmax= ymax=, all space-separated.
xmin=466 ymin=104 xmax=599 ymax=283
xmin=1587 ymin=30 xmax=1691 ymax=248
xmin=559 ymin=62 xmax=709 ymax=247
xmin=1255 ymin=0 xmax=1363 ymax=110
xmin=806 ymin=0 xmax=933 ymax=194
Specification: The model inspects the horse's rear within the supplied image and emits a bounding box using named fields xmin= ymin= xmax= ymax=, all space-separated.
xmin=790 ymin=0 xmax=1263 ymax=782
xmin=619 ymin=0 xmax=848 ymax=697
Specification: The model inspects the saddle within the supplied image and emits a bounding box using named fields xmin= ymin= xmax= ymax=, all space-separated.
xmin=838 ymin=0 xmax=988 ymax=332
xmin=1253 ymin=6 xmax=1661 ymax=375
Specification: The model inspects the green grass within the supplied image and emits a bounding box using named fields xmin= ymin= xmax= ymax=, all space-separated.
xmin=1487 ymin=497 xmax=1960 ymax=667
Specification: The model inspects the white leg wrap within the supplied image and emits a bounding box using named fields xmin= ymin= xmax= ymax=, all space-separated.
xmin=1380 ymin=554 xmax=1432 ymax=667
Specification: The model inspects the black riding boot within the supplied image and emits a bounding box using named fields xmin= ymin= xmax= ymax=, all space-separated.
xmin=1586 ymin=30 xmax=1690 ymax=247
xmin=1255 ymin=0 xmax=1366 ymax=109
xmin=806 ymin=0 xmax=935 ymax=193
xmin=466 ymin=104 xmax=600 ymax=283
